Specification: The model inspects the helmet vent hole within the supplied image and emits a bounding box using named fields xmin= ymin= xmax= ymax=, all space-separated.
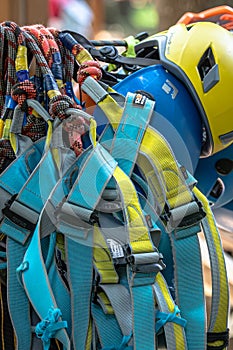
xmin=136 ymin=46 xmax=160 ymax=60
xmin=215 ymin=158 xmax=233 ymax=175
xmin=209 ymin=178 xmax=224 ymax=199
xmin=198 ymin=47 xmax=215 ymax=81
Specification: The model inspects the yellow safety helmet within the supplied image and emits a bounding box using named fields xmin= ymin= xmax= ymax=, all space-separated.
xmin=136 ymin=21 xmax=233 ymax=156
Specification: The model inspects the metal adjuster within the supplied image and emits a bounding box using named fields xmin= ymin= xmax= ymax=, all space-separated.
xmin=161 ymin=197 xmax=206 ymax=232
xmin=125 ymin=246 xmax=166 ymax=274
xmin=2 ymin=194 xmax=38 ymax=232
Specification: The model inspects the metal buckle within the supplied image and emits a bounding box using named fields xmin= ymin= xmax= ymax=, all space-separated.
xmin=2 ymin=194 xmax=37 ymax=232
xmin=125 ymin=246 xmax=166 ymax=274
xmin=160 ymin=197 xmax=206 ymax=232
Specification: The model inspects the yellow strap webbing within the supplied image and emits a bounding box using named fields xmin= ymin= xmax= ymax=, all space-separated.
xmin=193 ymin=187 xmax=229 ymax=350
xmin=155 ymin=273 xmax=187 ymax=350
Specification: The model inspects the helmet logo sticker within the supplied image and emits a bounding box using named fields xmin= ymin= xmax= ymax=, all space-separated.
xmin=162 ymin=79 xmax=178 ymax=99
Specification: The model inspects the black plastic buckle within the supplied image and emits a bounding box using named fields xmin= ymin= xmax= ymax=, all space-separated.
xmin=207 ymin=329 xmax=229 ymax=350
xmin=2 ymin=195 xmax=36 ymax=232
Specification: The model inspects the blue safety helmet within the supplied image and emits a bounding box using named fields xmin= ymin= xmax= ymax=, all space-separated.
xmin=111 ymin=64 xmax=203 ymax=173
xmin=194 ymin=143 xmax=233 ymax=209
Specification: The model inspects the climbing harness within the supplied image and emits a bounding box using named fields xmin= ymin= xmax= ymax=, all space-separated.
xmin=0 ymin=12 xmax=230 ymax=350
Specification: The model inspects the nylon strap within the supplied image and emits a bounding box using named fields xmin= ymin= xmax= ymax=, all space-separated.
xmin=84 ymin=79 xmax=208 ymax=348
xmin=110 ymin=91 xmax=155 ymax=176
xmin=193 ymin=187 xmax=229 ymax=350
xmin=0 ymin=116 xmax=76 ymax=349
xmin=7 ymin=238 xmax=32 ymax=349
xmin=154 ymin=273 xmax=187 ymax=350
xmin=19 ymin=213 xmax=70 ymax=350
xmin=56 ymin=142 xmax=118 ymax=350
xmin=138 ymin=128 xmax=206 ymax=349
xmin=0 ymin=138 xmax=45 ymax=219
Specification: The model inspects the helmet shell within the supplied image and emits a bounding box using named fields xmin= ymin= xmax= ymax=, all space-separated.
xmin=114 ymin=64 xmax=202 ymax=173
xmin=195 ymin=142 xmax=233 ymax=208
xmin=146 ymin=22 xmax=233 ymax=155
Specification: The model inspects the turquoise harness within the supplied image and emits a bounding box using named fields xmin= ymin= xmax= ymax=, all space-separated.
xmin=0 ymin=88 xmax=229 ymax=350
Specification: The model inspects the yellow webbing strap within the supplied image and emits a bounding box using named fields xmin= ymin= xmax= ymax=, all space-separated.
xmin=0 ymin=119 xmax=4 ymax=138
xmin=98 ymin=94 xmax=123 ymax=130
xmin=85 ymin=85 xmax=195 ymax=348
xmin=96 ymin=89 xmax=193 ymax=216
xmin=193 ymin=187 xmax=229 ymax=350
xmin=75 ymin=48 xmax=93 ymax=65
xmin=93 ymin=224 xmax=119 ymax=285
xmin=113 ymin=166 xmax=155 ymax=254
xmin=138 ymin=127 xmax=193 ymax=212
xmin=154 ymin=273 xmax=187 ymax=350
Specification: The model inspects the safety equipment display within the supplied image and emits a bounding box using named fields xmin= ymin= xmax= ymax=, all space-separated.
xmin=0 ymin=8 xmax=231 ymax=350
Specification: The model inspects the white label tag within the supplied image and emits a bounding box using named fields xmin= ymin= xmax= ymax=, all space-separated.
xmin=107 ymin=239 xmax=124 ymax=259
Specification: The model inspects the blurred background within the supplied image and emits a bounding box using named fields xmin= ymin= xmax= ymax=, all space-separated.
xmin=1 ymin=0 xmax=233 ymax=39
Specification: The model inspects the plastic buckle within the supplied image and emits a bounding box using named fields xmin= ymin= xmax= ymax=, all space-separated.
xmin=2 ymin=194 xmax=36 ymax=232
xmin=161 ymin=197 xmax=206 ymax=232
xmin=207 ymin=328 xmax=229 ymax=350
xmin=125 ymin=246 xmax=166 ymax=274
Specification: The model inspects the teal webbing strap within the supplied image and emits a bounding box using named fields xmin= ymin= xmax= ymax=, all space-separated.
xmin=0 ymin=121 xmax=75 ymax=349
xmin=105 ymin=92 xmax=157 ymax=349
xmin=91 ymin=303 xmax=124 ymax=348
xmin=7 ymin=238 xmax=32 ymax=350
xmin=0 ymin=139 xmax=45 ymax=350
xmin=153 ymin=273 xmax=188 ymax=349
xmin=0 ymin=150 xmax=60 ymax=244
xmin=100 ymin=284 xmax=132 ymax=337
xmin=19 ymin=216 xmax=70 ymax=350
xmin=66 ymin=235 xmax=93 ymax=349
xmin=66 ymin=143 xmax=118 ymax=212
xmin=0 ymin=137 xmax=45 ymax=218
xmin=171 ymin=225 xmax=206 ymax=349
xmin=56 ymin=142 xmax=118 ymax=349
xmin=128 ymin=268 xmax=156 ymax=349
xmin=109 ymin=92 xmax=155 ymax=176
xmin=47 ymin=251 xmax=72 ymax=338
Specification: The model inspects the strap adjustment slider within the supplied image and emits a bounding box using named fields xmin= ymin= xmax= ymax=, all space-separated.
xmin=161 ymin=197 xmax=206 ymax=232
xmin=2 ymin=194 xmax=37 ymax=233
xmin=126 ymin=248 xmax=166 ymax=274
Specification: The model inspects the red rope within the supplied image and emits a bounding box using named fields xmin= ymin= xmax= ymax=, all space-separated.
xmin=77 ymin=60 xmax=102 ymax=85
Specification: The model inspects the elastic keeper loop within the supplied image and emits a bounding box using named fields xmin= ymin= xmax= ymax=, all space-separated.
xmin=44 ymin=74 xmax=60 ymax=97
xmin=207 ymin=329 xmax=229 ymax=350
